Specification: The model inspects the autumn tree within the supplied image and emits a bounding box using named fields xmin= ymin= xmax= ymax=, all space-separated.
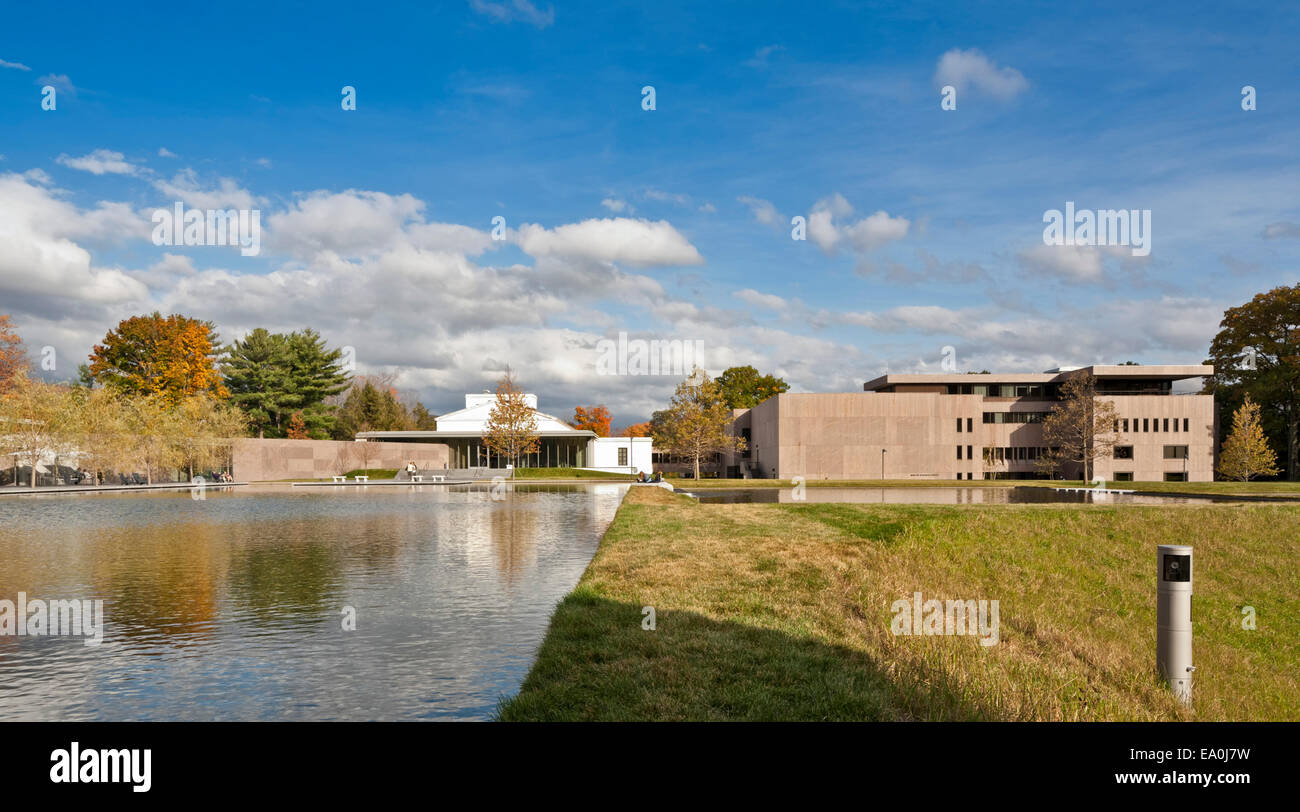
xmin=571 ymin=405 xmax=612 ymax=437
xmin=286 ymin=411 xmax=309 ymax=439
xmin=0 ymin=372 xmax=77 ymax=488
xmin=1205 ymin=284 xmax=1300 ymax=480
xmin=618 ymin=421 xmax=652 ymax=437
xmin=173 ymin=394 xmax=249 ymax=479
xmin=68 ymin=385 xmax=132 ymax=484
xmin=482 ymin=369 xmax=540 ymax=472
xmin=121 ymin=394 xmax=183 ymax=485
xmin=1036 ymin=372 xmax=1119 ymax=482
xmin=0 ymin=315 xmax=28 ymax=394
xmin=714 ymin=365 xmax=790 ymax=409
xmin=655 ymin=368 xmax=746 ymax=480
xmin=1218 ymin=396 xmax=1280 ymax=481
xmin=89 ymin=312 xmax=226 ymax=403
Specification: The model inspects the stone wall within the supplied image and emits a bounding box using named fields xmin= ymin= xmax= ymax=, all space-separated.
xmin=231 ymin=438 xmax=450 ymax=481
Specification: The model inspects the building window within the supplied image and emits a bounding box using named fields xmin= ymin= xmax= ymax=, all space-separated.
xmin=618 ymin=447 xmax=628 ymax=466
xmin=967 ymin=445 xmax=973 ymax=461
xmin=1164 ymin=472 xmax=1188 ymax=482
xmin=1114 ymin=472 xmax=1133 ymax=482
xmin=1163 ymin=445 xmax=1189 ymax=459
xmin=966 ymin=417 xmax=973 ymax=432
xmin=956 ymin=418 xmax=963 ymax=433
xmin=1143 ymin=418 xmax=1149 ymax=432
xmin=983 ymin=411 xmax=1047 ymax=424
xmin=956 ymin=445 xmax=963 ymax=460
xmin=1121 ymin=418 xmax=1128 ymax=432
xmin=1183 ymin=418 xmax=1189 ymax=432
xmin=1163 ymin=418 xmax=1169 ymax=432
xmin=1115 ymin=445 xmax=1134 ymax=460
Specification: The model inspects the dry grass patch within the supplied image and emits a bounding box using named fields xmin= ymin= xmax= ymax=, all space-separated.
xmin=499 ymin=488 xmax=1300 ymax=721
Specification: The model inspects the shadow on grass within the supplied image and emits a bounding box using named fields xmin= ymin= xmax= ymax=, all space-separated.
xmin=496 ymin=588 xmax=996 ymax=721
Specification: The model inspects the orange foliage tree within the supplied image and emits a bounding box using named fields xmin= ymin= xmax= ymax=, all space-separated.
xmin=572 ymin=405 xmax=612 ymax=437
xmin=88 ymin=313 xmax=227 ymax=403
xmin=618 ymin=421 xmax=652 ymax=437
xmin=0 ymin=314 xmax=28 ymax=393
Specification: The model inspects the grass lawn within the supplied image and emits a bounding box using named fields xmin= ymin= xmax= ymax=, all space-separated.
xmin=498 ymin=487 xmax=1300 ymax=721
xmin=670 ymin=477 xmax=1300 ymax=496
xmin=341 ymin=469 xmax=398 ymax=479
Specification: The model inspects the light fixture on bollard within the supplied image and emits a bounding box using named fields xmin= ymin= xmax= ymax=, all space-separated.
xmin=1157 ymin=544 xmax=1195 ymax=705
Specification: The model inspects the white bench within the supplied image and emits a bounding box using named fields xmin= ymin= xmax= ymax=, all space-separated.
xmin=332 ymin=475 xmax=347 ymax=483
xmin=354 ymin=475 xmax=369 ymax=483
xmin=411 ymin=475 xmax=422 ymax=483
xmin=432 ymin=475 xmax=445 ymax=482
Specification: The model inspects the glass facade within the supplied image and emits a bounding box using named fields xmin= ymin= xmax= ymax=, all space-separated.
xmin=440 ymin=437 xmax=589 ymax=469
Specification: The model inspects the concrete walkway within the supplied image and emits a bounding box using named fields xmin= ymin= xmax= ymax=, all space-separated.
xmin=0 ymin=481 xmax=248 ymax=496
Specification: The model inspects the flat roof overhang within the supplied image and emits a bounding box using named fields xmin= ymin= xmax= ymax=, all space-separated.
xmin=862 ymin=364 xmax=1214 ymax=391
xmin=355 ymin=430 xmax=599 ymax=440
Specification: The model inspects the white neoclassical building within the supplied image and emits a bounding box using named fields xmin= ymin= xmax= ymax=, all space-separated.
xmin=357 ymin=393 xmax=653 ymax=475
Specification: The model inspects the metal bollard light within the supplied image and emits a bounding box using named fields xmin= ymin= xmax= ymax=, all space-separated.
xmin=1157 ymin=544 xmax=1194 ymax=705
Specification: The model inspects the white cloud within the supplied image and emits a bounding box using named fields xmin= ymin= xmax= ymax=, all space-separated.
xmin=37 ymin=74 xmax=75 ymax=95
xmin=0 ymin=173 xmax=150 ymax=310
xmin=601 ymin=197 xmax=631 ymax=213
xmin=738 ymin=195 xmax=783 ymax=226
xmin=515 ymin=217 xmax=704 ymax=267
xmin=56 ymin=149 xmax=141 ymax=176
xmin=744 ymin=44 xmax=785 ymax=68
xmin=1262 ymin=221 xmax=1300 ymax=239
xmin=934 ymin=48 xmax=1028 ymax=100
xmin=807 ymin=193 xmax=909 ymax=254
xmin=468 ymin=0 xmax=554 ymax=28
xmin=153 ymin=169 xmax=264 ymax=211
xmin=158 ymin=147 xmax=177 ymax=158
xmin=0 ymin=58 xmax=31 ymax=71
xmin=733 ymin=288 xmax=787 ymax=310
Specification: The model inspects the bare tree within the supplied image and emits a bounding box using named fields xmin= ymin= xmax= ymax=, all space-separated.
xmin=1037 ymin=372 xmax=1119 ymax=482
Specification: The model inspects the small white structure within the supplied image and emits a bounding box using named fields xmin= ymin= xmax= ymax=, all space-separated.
xmin=358 ymin=394 xmax=656 ymax=475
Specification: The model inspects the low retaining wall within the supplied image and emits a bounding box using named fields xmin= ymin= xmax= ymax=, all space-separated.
xmin=232 ymin=438 xmax=450 ymax=481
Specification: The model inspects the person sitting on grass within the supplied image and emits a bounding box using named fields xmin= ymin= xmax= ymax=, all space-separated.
xmin=635 ymin=470 xmax=646 ymax=483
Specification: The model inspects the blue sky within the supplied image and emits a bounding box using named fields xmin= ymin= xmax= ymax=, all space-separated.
xmin=1 ymin=1 xmax=1297 ymax=423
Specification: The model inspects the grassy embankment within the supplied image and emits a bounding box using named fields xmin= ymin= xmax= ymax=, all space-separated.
xmin=671 ymin=477 xmax=1300 ymax=496
xmin=499 ymin=487 xmax=1300 ymax=721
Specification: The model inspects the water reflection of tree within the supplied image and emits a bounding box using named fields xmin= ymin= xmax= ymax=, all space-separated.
xmin=91 ymin=522 xmax=228 ymax=644
xmin=226 ymin=522 xmax=346 ymax=626
xmin=489 ymin=502 xmax=539 ymax=587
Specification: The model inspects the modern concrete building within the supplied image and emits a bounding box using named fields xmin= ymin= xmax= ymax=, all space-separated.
xmin=724 ymin=365 xmax=1215 ymax=482
xmin=359 ymin=393 xmax=654 ymax=475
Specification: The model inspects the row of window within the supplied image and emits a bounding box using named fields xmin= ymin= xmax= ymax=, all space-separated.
xmin=982 ymin=411 xmax=1048 ymax=424
xmin=1117 ymin=417 xmax=1190 ymax=433
xmin=1114 ymin=472 xmax=1189 ymax=482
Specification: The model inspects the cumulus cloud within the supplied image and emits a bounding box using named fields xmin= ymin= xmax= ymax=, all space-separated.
xmin=56 ymin=149 xmax=141 ymax=176
xmin=933 ymin=48 xmax=1028 ymax=100
xmin=601 ymin=197 xmax=632 ymax=213
xmin=807 ymin=193 xmax=909 ymax=254
xmin=0 ymin=173 xmax=150 ymax=312
xmin=515 ymin=217 xmax=704 ymax=267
